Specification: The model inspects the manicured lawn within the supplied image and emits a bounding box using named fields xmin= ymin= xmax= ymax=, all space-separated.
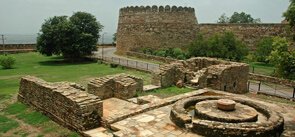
xmin=248 ymin=62 xmax=275 ymax=76
xmin=0 ymin=52 xmax=151 ymax=97
xmin=0 ymin=52 xmax=152 ymax=136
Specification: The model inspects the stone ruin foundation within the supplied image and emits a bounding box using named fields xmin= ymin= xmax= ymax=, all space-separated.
xmin=152 ymin=57 xmax=249 ymax=94
xmin=88 ymin=74 xmax=143 ymax=100
xmin=18 ymin=76 xmax=103 ymax=131
xmin=17 ymin=73 xmax=143 ymax=133
xmin=170 ymin=96 xmax=284 ymax=137
xmin=17 ymin=75 xmax=288 ymax=136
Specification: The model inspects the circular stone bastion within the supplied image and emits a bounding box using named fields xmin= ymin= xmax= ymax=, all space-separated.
xmin=170 ymin=96 xmax=284 ymax=137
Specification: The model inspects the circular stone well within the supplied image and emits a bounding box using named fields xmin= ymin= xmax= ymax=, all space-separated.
xmin=170 ymin=96 xmax=284 ymax=137
xmin=195 ymin=100 xmax=258 ymax=123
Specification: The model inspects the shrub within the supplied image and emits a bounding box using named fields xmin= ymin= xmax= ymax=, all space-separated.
xmin=110 ymin=63 xmax=118 ymax=68
xmin=255 ymin=37 xmax=273 ymax=63
xmin=188 ymin=32 xmax=248 ymax=61
xmin=155 ymin=50 xmax=166 ymax=57
xmin=268 ymin=37 xmax=295 ymax=80
xmin=0 ymin=56 xmax=16 ymax=69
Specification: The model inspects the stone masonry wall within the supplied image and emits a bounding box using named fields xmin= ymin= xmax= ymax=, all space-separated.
xmin=153 ymin=57 xmax=249 ymax=93
xmin=18 ymin=76 xmax=103 ymax=131
xmin=199 ymin=24 xmax=289 ymax=50
xmin=116 ymin=5 xmax=290 ymax=53
xmin=126 ymin=51 xmax=177 ymax=63
xmin=0 ymin=44 xmax=36 ymax=50
xmin=249 ymin=73 xmax=295 ymax=87
xmin=88 ymin=74 xmax=143 ymax=100
xmin=116 ymin=5 xmax=198 ymax=54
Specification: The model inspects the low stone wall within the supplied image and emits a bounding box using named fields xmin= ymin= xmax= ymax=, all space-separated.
xmin=88 ymin=74 xmax=143 ymax=100
xmin=0 ymin=44 xmax=36 ymax=50
xmin=249 ymin=73 xmax=295 ymax=87
xmin=18 ymin=76 xmax=103 ymax=131
xmin=153 ymin=57 xmax=249 ymax=94
xmin=126 ymin=51 xmax=177 ymax=63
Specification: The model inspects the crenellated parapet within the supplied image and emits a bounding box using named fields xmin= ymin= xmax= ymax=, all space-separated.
xmin=120 ymin=5 xmax=195 ymax=14
xmin=116 ymin=5 xmax=198 ymax=54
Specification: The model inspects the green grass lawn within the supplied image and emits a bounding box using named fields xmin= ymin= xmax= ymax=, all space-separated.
xmin=0 ymin=52 xmax=151 ymax=97
xmin=0 ymin=52 xmax=152 ymax=136
xmin=248 ymin=62 xmax=276 ymax=76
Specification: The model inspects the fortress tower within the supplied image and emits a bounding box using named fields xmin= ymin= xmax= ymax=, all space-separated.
xmin=116 ymin=5 xmax=198 ymax=54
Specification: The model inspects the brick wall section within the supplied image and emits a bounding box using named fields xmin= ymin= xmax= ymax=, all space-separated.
xmin=88 ymin=74 xmax=143 ymax=100
xmin=249 ymin=73 xmax=295 ymax=87
xmin=18 ymin=76 xmax=103 ymax=131
xmin=116 ymin=6 xmax=198 ymax=54
xmin=199 ymin=24 xmax=289 ymax=50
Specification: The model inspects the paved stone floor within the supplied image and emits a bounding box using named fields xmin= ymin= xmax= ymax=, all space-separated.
xmin=111 ymin=105 xmax=201 ymax=137
xmin=103 ymin=98 xmax=139 ymax=121
xmin=83 ymin=89 xmax=295 ymax=137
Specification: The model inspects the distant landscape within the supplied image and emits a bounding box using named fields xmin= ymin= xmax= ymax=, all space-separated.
xmin=2 ymin=34 xmax=114 ymax=44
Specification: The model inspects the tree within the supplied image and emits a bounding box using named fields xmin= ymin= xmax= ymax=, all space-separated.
xmin=284 ymin=0 xmax=295 ymax=27
xmin=217 ymin=12 xmax=261 ymax=24
xmin=217 ymin=13 xmax=230 ymax=23
xmin=188 ymin=32 xmax=248 ymax=61
xmin=255 ymin=37 xmax=274 ymax=63
xmin=220 ymin=32 xmax=248 ymax=61
xmin=113 ymin=33 xmax=117 ymax=43
xmin=188 ymin=33 xmax=209 ymax=57
xmin=37 ymin=12 xmax=103 ymax=59
xmin=268 ymin=37 xmax=295 ymax=79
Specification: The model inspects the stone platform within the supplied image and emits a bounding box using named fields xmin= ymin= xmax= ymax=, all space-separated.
xmin=81 ymin=89 xmax=295 ymax=137
xmin=195 ymin=100 xmax=258 ymax=123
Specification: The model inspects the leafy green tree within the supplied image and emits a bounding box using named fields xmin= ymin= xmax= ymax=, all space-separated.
xmin=188 ymin=33 xmax=209 ymax=57
xmin=230 ymin=12 xmax=261 ymax=23
xmin=188 ymin=32 xmax=248 ymax=61
xmin=268 ymin=37 xmax=295 ymax=79
xmin=113 ymin=33 xmax=117 ymax=43
xmin=284 ymin=0 xmax=295 ymax=27
xmin=217 ymin=12 xmax=261 ymax=24
xmin=217 ymin=13 xmax=230 ymax=23
xmin=254 ymin=37 xmax=274 ymax=63
xmin=221 ymin=32 xmax=248 ymax=61
xmin=207 ymin=34 xmax=227 ymax=58
xmin=37 ymin=12 xmax=103 ymax=59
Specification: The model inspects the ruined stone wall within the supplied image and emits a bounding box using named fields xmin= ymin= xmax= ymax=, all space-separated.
xmin=88 ymin=74 xmax=143 ymax=100
xmin=199 ymin=24 xmax=289 ymax=50
xmin=116 ymin=5 xmax=198 ymax=54
xmin=153 ymin=57 xmax=249 ymax=93
xmin=249 ymin=73 xmax=295 ymax=87
xmin=18 ymin=76 xmax=103 ymax=131
xmin=206 ymin=64 xmax=249 ymax=93
xmin=126 ymin=51 xmax=177 ymax=63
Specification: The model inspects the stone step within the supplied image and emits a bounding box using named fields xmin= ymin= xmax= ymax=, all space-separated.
xmin=143 ymin=85 xmax=161 ymax=92
xmin=83 ymin=127 xmax=112 ymax=137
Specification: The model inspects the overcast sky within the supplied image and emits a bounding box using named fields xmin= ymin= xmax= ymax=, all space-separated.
xmin=0 ymin=0 xmax=290 ymax=36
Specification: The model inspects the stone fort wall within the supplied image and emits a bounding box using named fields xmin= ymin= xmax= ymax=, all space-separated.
xmin=199 ymin=23 xmax=289 ymax=50
xmin=116 ymin=5 xmax=198 ymax=54
xmin=116 ymin=5 xmax=290 ymax=54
